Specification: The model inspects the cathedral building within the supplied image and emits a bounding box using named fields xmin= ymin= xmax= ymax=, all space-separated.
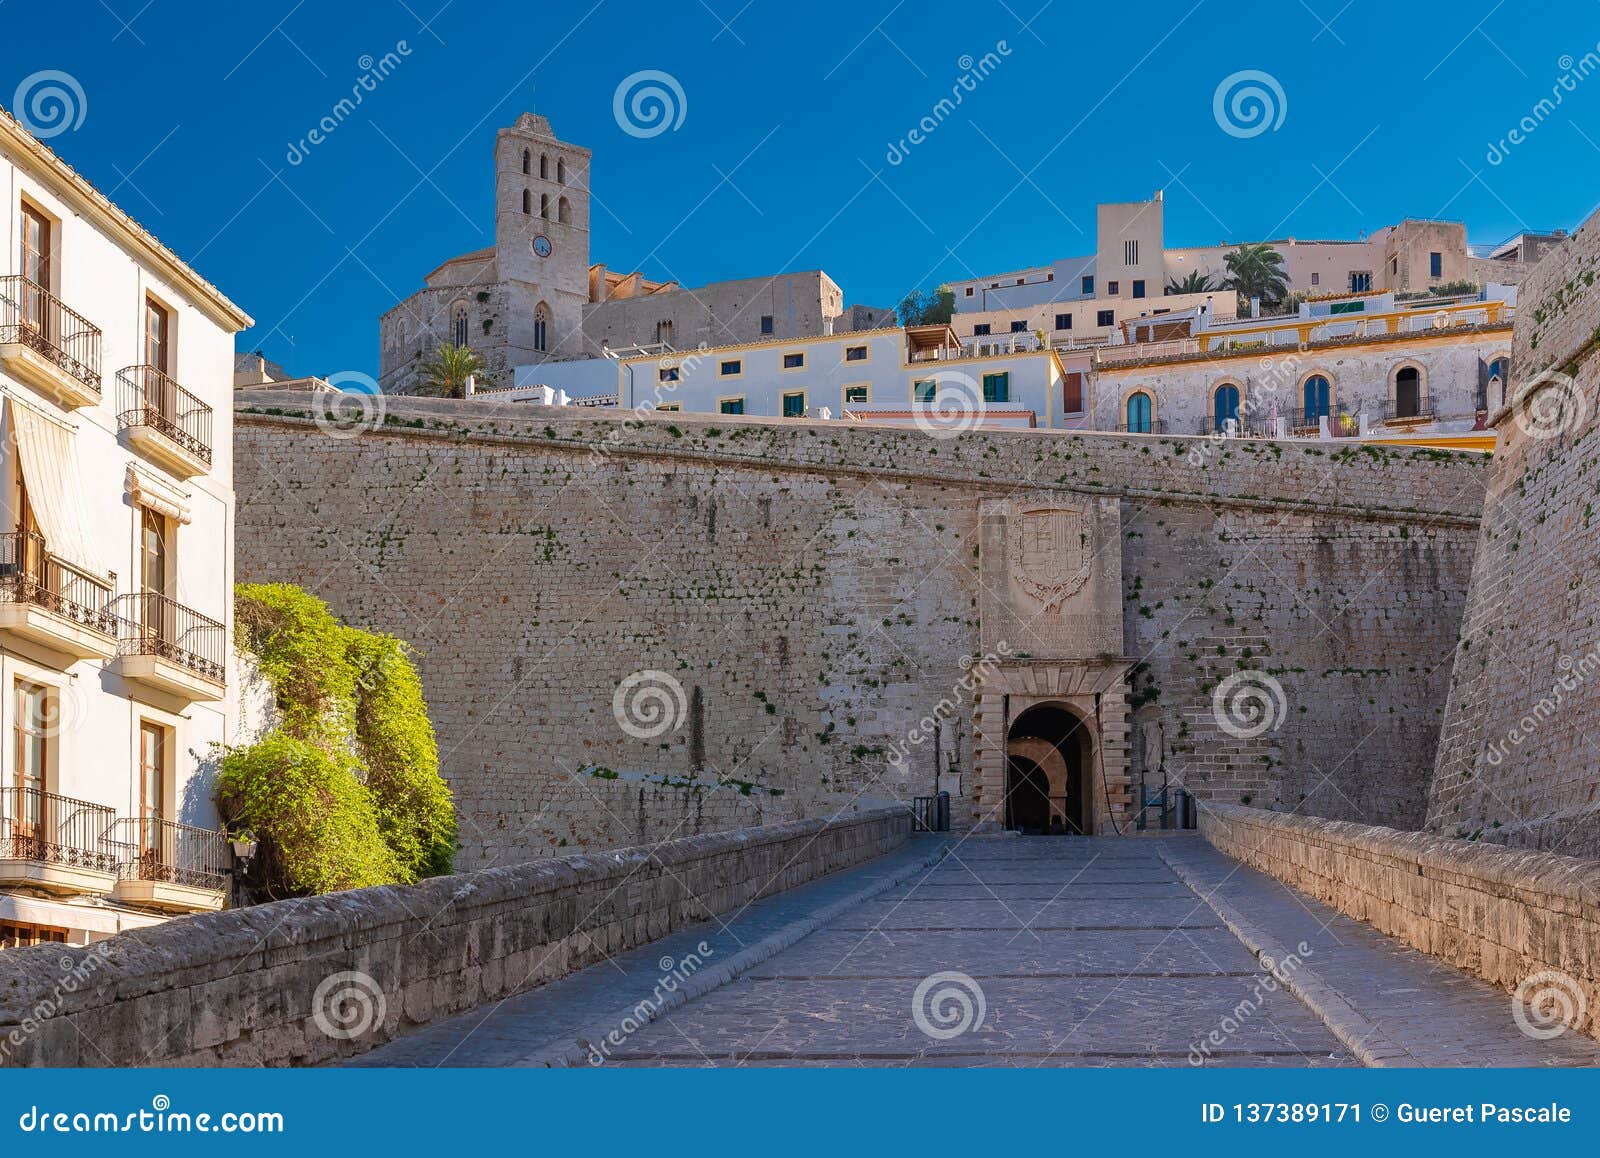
xmin=379 ymin=113 xmax=890 ymax=394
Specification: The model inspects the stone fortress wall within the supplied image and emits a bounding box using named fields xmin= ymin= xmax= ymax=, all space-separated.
xmin=1426 ymin=208 xmax=1600 ymax=857
xmin=234 ymin=391 xmax=1485 ymax=869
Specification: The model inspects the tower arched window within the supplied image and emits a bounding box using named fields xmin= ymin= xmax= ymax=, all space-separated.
xmin=541 ymin=193 xmax=550 ymax=219
xmin=522 ymin=189 xmax=531 ymax=215
xmin=522 ymin=149 xmax=530 ymax=175
xmin=1487 ymin=357 xmax=1508 ymax=409
xmin=453 ymin=304 xmax=469 ymax=349
xmin=557 ymin=158 xmax=566 ymax=184
xmin=540 ymin=153 xmax=548 ymax=179
xmin=558 ymin=196 xmax=571 ymax=224
xmin=534 ymin=303 xmax=549 ymax=353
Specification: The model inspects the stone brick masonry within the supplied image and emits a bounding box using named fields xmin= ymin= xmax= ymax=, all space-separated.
xmin=233 ymin=391 xmax=1486 ymax=868
xmin=1201 ymin=802 xmax=1600 ymax=1042
xmin=1427 ymin=207 xmax=1600 ymax=856
xmin=0 ymin=808 xmax=908 ymax=1066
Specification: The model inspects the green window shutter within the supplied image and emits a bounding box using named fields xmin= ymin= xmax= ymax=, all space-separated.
xmin=982 ymin=372 xmax=1009 ymax=403
xmin=720 ymin=398 xmax=744 ymax=415
xmin=782 ymin=393 xmax=805 ymax=417
xmin=913 ymin=379 xmax=936 ymax=403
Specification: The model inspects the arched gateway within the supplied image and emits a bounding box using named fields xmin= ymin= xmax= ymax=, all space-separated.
xmin=972 ymin=496 xmax=1137 ymax=834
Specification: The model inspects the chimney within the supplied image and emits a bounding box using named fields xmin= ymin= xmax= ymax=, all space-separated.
xmin=464 ymin=374 xmax=478 ymax=397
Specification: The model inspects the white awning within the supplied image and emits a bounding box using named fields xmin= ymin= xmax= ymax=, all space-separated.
xmin=7 ymin=396 xmax=109 ymax=577
xmin=125 ymin=463 xmax=192 ymax=525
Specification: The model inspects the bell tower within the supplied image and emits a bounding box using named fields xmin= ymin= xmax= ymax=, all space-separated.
xmin=493 ymin=112 xmax=591 ymax=361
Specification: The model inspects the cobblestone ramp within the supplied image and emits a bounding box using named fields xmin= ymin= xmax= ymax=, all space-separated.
xmin=348 ymin=834 xmax=1600 ymax=1068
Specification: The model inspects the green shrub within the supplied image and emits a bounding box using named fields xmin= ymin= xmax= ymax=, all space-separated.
xmin=216 ymin=583 xmax=456 ymax=895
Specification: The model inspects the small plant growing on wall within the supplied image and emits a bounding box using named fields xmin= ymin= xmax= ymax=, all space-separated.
xmin=216 ymin=583 xmax=457 ymax=898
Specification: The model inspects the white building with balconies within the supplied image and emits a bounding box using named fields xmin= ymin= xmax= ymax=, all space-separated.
xmin=0 ymin=107 xmax=251 ymax=946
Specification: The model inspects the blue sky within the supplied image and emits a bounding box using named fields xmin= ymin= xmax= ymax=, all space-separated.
xmin=11 ymin=0 xmax=1600 ymax=378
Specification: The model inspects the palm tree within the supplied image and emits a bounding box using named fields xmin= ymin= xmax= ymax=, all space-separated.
xmin=419 ymin=343 xmax=486 ymax=399
xmin=1222 ymin=243 xmax=1290 ymax=309
xmin=1165 ymin=270 xmax=1217 ymax=296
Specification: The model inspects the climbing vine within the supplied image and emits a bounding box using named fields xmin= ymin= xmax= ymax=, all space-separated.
xmin=216 ymin=583 xmax=457 ymax=896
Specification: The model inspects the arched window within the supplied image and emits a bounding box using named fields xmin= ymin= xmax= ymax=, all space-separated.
xmin=1487 ymin=357 xmax=1508 ymax=409
xmin=557 ymin=158 xmax=566 ymax=184
xmin=533 ymin=303 xmax=549 ymax=353
xmin=1395 ymin=366 xmax=1422 ymax=419
xmin=539 ymin=153 xmax=548 ymax=179
xmin=522 ymin=189 xmax=531 ymax=215
xmin=453 ymin=304 xmax=469 ymax=349
xmin=521 ymin=149 xmax=530 ymax=175
xmin=1303 ymin=374 xmax=1330 ymax=423
xmin=540 ymin=193 xmax=550 ymax=219
xmin=558 ymin=196 xmax=571 ymax=224
xmin=1213 ymin=383 xmax=1240 ymax=431
xmin=1125 ymin=391 xmax=1153 ymax=434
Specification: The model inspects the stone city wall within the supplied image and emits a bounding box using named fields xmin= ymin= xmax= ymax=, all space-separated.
xmin=1200 ymin=802 xmax=1599 ymax=1042
xmin=1427 ymin=208 xmax=1600 ymax=857
xmin=0 ymin=809 xmax=909 ymax=1067
xmin=233 ymin=392 xmax=1485 ymax=867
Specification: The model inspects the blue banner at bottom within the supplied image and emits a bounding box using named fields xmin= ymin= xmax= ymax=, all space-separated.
xmin=1 ymin=1068 xmax=1596 ymax=1153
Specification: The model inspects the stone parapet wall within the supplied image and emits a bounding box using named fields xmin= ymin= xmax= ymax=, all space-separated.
xmin=1200 ymin=802 xmax=1600 ymax=1040
xmin=0 ymin=808 xmax=909 ymax=1067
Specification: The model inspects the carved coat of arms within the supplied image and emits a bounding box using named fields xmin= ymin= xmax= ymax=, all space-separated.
xmin=1008 ymin=506 xmax=1093 ymax=611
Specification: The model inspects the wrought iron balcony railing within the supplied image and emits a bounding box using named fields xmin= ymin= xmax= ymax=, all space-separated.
xmin=0 ymin=275 xmax=103 ymax=395
xmin=0 ymin=787 xmax=118 ymax=873
xmin=116 ymin=365 xmax=214 ymax=465
xmin=105 ymin=817 xmax=228 ymax=891
xmin=0 ymin=531 xmax=117 ymax=637
xmin=113 ymin=593 xmax=226 ymax=686
xmin=1116 ymin=419 xmax=1167 ymax=434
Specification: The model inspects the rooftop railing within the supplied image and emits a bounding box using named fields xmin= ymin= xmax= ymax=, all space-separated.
xmin=114 ymin=593 xmax=227 ymax=686
xmin=116 ymin=365 xmax=214 ymax=465
xmin=0 ymin=787 xmax=119 ymax=873
xmin=106 ymin=817 xmax=228 ymax=892
xmin=0 ymin=275 xmax=102 ymax=395
xmin=0 ymin=531 xmax=117 ymax=638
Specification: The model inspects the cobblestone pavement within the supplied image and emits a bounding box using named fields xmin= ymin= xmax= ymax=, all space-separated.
xmin=350 ymin=834 xmax=1600 ymax=1068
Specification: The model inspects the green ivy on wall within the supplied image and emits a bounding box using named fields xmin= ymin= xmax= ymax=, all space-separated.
xmin=216 ymin=583 xmax=457 ymax=896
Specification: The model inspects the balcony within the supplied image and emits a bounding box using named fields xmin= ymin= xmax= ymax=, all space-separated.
xmin=116 ymin=366 xmax=214 ymax=477
xmin=0 ymin=276 xmax=103 ymax=409
xmin=0 ymin=788 xmax=118 ymax=895
xmin=1116 ymin=419 xmax=1168 ymax=435
xmin=0 ymin=532 xmax=118 ymax=660
xmin=106 ymin=817 xmax=227 ymax=912
xmin=110 ymin=593 xmax=226 ymax=702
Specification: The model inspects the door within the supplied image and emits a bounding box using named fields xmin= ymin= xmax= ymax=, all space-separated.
xmin=138 ymin=721 xmax=166 ymax=866
xmin=18 ymin=203 xmax=51 ymax=335
xmin=139 ymin=507 xmax=171 ymax=650
xmin=13 ymin=683 xmax=49 ymax=854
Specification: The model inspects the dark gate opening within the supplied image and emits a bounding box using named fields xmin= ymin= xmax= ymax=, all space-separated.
xmin=1007 ymin=704 xmax=1094 ymax=835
